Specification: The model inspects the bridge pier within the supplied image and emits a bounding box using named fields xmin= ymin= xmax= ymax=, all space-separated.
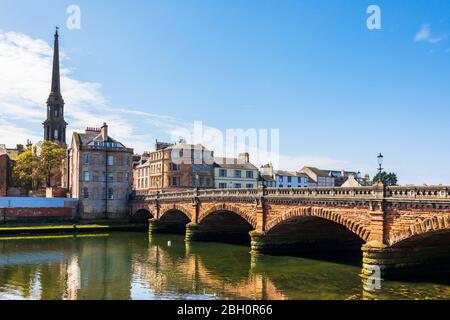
xmin=250 ymin=230 xmax=363 ymax=257
xmin=185 ymin=222 xmax=251 ymax=244
xmin=361 ymin=242 xmax=450 ymax=279
xmin=148 ymin=218 xmax=187 ymax=235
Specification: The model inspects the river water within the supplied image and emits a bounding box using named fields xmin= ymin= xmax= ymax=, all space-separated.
xmin=0 ymin=232 xmax=449 ymax=300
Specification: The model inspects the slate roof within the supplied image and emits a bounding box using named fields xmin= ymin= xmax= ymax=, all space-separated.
xmin=214 ymin=157 xmax=258 ymax=170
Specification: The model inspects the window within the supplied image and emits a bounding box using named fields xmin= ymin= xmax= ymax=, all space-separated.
xmin=234 ymin=170 xmax=242 ymax=178
xmin=125 ymin=156 xmax=130 ymax=165
xmin=83 ymin=154 xmax=89 ymax=165
xmin=200 ymin=164 xmax=204 ymax=172
xmin=108 ymin=188 xmax=114 ymax=200
xmin=288 ymin=176 xmax=292 ymax=183
xmin=219 ymin=183 xmax=227 ymax=189
xmin=171 ymin=177 xmax=178 ymax=186
xmin=246 ymin=184 xmax=254 ymax=188
xmin=298 ymin=177 xmax=303 ymax=183
xmin=125 ymin=172 xmax=129 ymax=181
xmin=83 ymin=187 xmax=89 ymax=199
xmin=246 ymin=171 xmax=254 ymax=179
xmin=107 ymin=155 xmax=114 ymax=166
xmin=83 ymin=171 xmax=90 ymax=182
xmin=235 ymin=183 xmax=242 ymax=189
xmin=54 ymin=108 xmax=59 ymax=117
xmin=288 ymin=185 xmax=292 ymax=188
xmin=54 ymin=129 xmax=59 ymax=140
xmin=219 ymin=169 xmax=227 ymax=177
xmin=107 ymin=173 xmax=114 ymax=182
xmin=192 ymin=165 xmax=197 ymax=173
xmin=117 ymin=172 xmax=123 ymax=182
xmin=171 ymin=163 xmax=178 ymax=171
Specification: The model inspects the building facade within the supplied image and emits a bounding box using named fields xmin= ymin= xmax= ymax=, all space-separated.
xmin=133 ymin=141 xmax=214 ymax=194
xmin=0 ymin=154 xmax=8 ymax=197
xmin=43 ymin=28 xmax=67 ymax=147
xmin=63 ymin=123 xmax=133 ymax=219
xmin=214 ymin=153 xmax=259 ymax=189
xmin=259 ymin=164 xmax=309 ymax=188
xmin=299 ymin=166 xmax=335 ymax=187
xmin=0 ymin=144 xmax=26 ymax=197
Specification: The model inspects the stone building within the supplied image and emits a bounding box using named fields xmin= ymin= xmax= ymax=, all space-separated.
xmin=0 ymin=144 xmax=26 ymax=196
xmin=213 ymin=153 xmax=259 ymax=189
xmin=63 ymin=123 xmax=133 ymax=219
xmin=0 ymin=153 xmax=8 ymax=197
xmin=133 ymin=140 xmax=214 ymax=194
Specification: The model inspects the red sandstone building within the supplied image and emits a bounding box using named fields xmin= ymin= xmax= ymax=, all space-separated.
xmin=133 ymin=141 xmax=215 ymax=194
xmin=0 ymin=154 xmax=8 ymax=197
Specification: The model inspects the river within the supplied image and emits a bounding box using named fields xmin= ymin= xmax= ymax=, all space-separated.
xmin=0 ymin=232 xmax=449 ymax=300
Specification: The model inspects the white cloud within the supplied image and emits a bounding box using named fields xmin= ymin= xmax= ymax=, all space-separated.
xmin=0 ymin=31 xmax=348 ymax=175
xmin=0 ymin=31 xmax=188 ymax=153
xmin=414 ymin=24 xmax=445 ymax=44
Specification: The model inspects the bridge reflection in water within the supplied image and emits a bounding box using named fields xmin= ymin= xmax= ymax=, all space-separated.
xmin=1 ymin=233 xmax=450 ymax=300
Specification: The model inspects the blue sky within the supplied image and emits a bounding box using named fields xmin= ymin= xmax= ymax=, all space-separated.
xmin=0 ymin=0 xmax=450 ymax=184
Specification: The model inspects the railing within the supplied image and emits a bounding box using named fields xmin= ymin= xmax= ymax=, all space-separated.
xmin=131 ymin=186 xmax=450 ymax=202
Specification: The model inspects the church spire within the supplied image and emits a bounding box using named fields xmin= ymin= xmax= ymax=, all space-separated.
xmin=51 ymin=26 xmax=61 ymax=93
xmin=44 ymin=27 xmax=67 ymax=146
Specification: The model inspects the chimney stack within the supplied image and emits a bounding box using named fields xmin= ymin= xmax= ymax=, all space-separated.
xmin=239 ymin=152 xmax=250 ymax=164
xmin=101 ymin=122 xmax=108 ymax=141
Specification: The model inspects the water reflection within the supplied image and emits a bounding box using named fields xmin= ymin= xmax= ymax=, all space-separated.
xmin=0 ymin=232 xmax=449 ymax=300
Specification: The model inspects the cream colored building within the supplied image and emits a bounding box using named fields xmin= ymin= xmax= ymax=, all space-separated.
xmin=214 ymin=153 xmax=258 ymax=189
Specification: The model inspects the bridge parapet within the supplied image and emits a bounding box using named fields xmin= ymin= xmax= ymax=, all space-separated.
xmin=133 ymin=186 xmax=450 ymax=203
xmin=386 ymin=186 xmax=450 ymax=201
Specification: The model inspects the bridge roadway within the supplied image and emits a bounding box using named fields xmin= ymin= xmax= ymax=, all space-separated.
xmin=131 ymin=183 xmax=450 ymax=279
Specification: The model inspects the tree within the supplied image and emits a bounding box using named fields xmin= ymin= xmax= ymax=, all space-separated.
xmin=12 ymin=145 xmax=40 ymax=190
xmin=12 ymin=141 xmax=66 ymax=191
xmin=373 ymin=171 xmax=398 ymax=186
xmin=39 ymin=141 xmax=66 ymax=188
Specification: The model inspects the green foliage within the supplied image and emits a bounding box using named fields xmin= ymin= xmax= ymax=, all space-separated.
xmin=373 ymin=171 xmax=398 ymax=186
xmin=39 ymin=141 xmax=66 ymax=187
xmin=12 ymin=141 xmax=65 ymax=191
xmin=12 ymin=145 xmax=40 ymax=190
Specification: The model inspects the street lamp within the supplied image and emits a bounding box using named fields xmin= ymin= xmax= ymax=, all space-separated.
xmin=377 ymin=153 xmax=384 ymax=181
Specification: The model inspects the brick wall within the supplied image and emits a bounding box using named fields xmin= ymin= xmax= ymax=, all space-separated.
xmin=0 ymin=197 xmax=78 ymax=223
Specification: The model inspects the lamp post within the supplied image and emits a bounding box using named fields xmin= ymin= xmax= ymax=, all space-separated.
xmin=377 ymin=153 xmax=384 ymax=182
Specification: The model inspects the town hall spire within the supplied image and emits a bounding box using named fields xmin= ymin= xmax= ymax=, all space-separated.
xmin=43 ymin=27 xmax=67 ymax=146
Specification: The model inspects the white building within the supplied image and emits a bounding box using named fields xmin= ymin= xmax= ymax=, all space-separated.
xmin=214 ymin=153 xmax=258 ymax=189
xmin=259 ymin=164 xmax=309 ymax=188
xmin=299 ymin=166 xmax=335 ymax=187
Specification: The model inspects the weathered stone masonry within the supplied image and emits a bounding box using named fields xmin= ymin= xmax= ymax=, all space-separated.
xmin=131 ymin=184 xmax=450 ymax=278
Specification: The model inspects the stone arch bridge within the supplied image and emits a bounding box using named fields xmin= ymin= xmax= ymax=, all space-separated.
xmin=131 ymin=184 xmax=450 ymax=278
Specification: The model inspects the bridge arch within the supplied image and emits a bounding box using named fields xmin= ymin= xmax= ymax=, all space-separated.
xmin=160 ymin=204 xmax=193 ymax=221
xmin=390 ymin=215 xmax=450 ymax=247
xmin=198 ymin=203 xmax=257 ymax=229
xmin=265 ymin=207 xmax=371 ymax=242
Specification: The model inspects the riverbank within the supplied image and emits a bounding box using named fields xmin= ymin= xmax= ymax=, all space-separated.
xmin=0 ymin=220 xmax=148 ymax=236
